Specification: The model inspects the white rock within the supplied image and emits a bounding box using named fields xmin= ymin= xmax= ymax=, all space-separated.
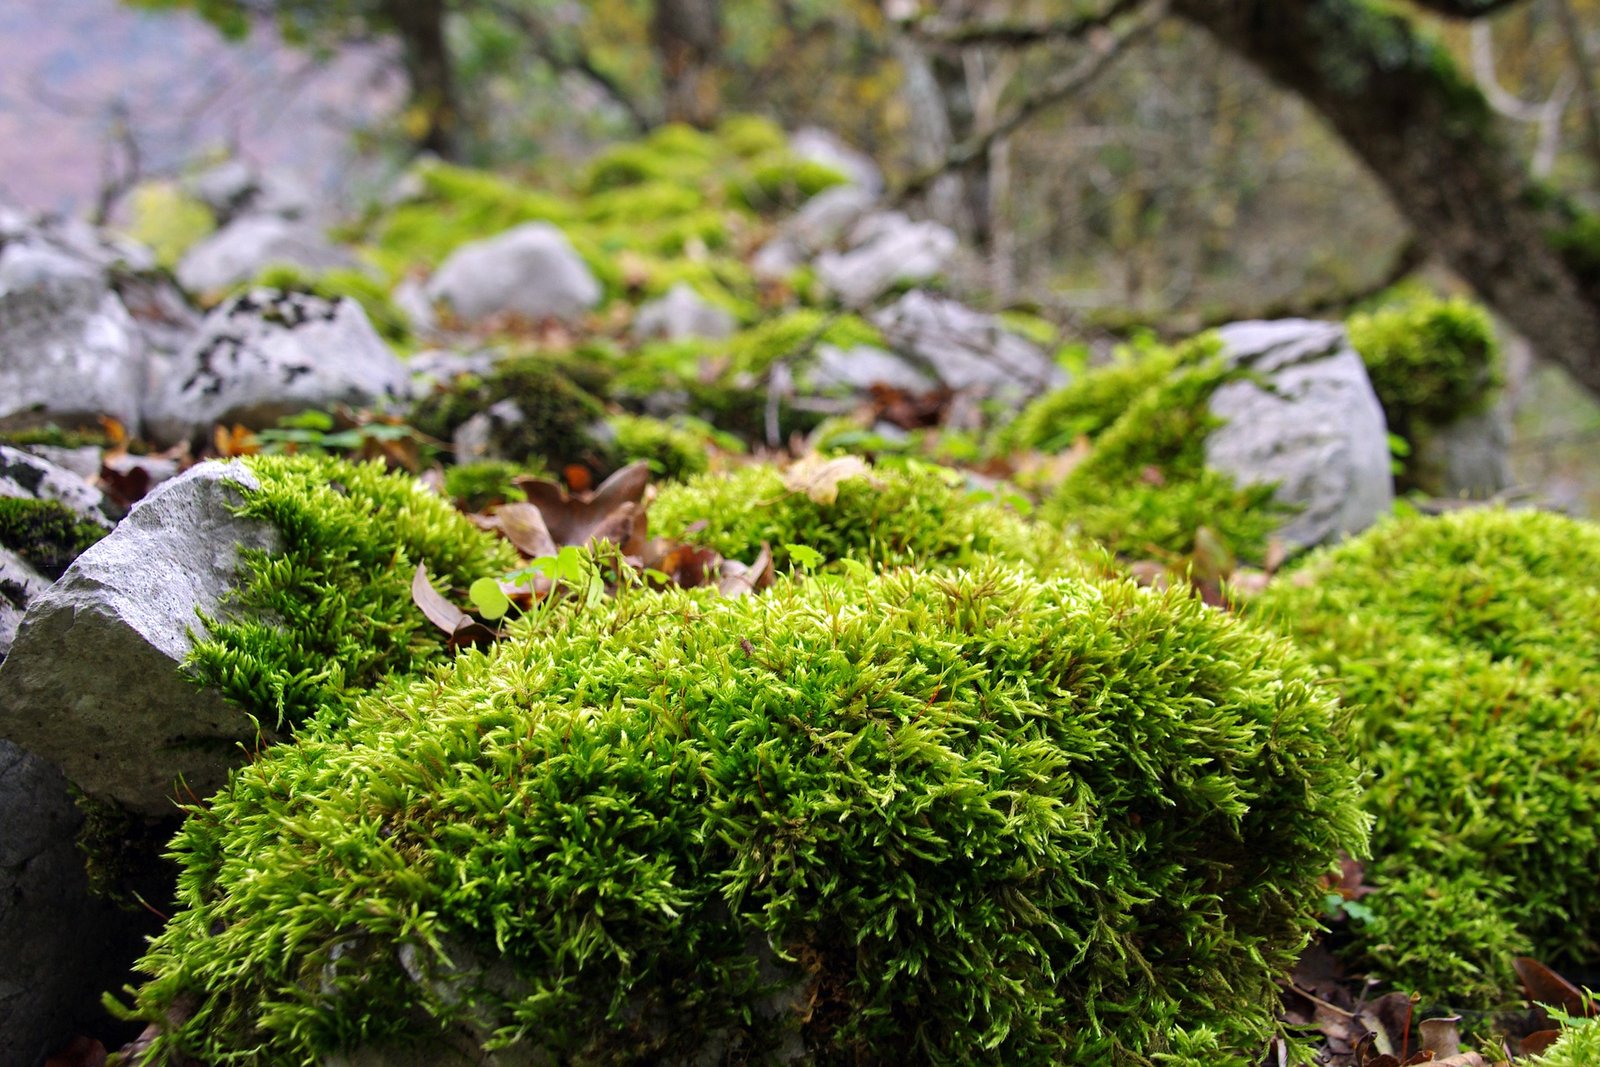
xmin=0 ymin=549 xmax=49 ymax=663
xmin=816 ymin=213 xmax=958 ymax=307
xmin=188 ymin=160 xmax=313 ymax=223
xmin=806 ymin=344 xmax=935 ymax=394
xmin=143 ymin=289 xmax=410 ymax=446
xmin=0 ymin=462 xmax=283 ymax=816
xmin=750 ymin=235 xmax=807 ymax=282
xmin=789 ymin=127 xmax=884 ymax=196
xmin=870 ymin=291 xmax=1063 ymax=400
xmin=176 ymin=215 xmax=354 ymax=295
xmin=1205 ymin=319 xmax=1394 ymax=548
xmin=787 ymin=185 xmax=877 ymax=253
xmin=633 ymin=283 xmax=736 ymax=342
xmin=425 ymin=222 xmax=600 ymax=326
xmin=0 ymin=445 xmax=113 ymax=526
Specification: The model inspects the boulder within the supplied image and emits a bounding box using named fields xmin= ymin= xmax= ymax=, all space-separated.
xmin=816 ymin=212 xmax=958 ymax=307
xmin=0 ymin=445 xmax=115 ymax=525
xmin=633 ymin=283 xmax=736 ymax=342
xmin=425 ymin=222 xmax=600 ymax=326
xmin=1204 ymin=319 xmax=1394 ymax=548
xmin=786 ymin=185 xmax=877 ymax=254
xmin=176 ymin=215 xmax=354 ymax=295
xmin=0 ymin=739 xmax=155 ymax=1067
xmin=869 ymin=291 xmax=1063 ymax=400
xmin=0 ymin=247 xmax=147 ymax=434
xmin=187 ymin=159 xmax=313 ymax=224
xmin=805 ymin=343 xmax=935 ymax=395
xmin=407 ymin=348 xmax=500 ymax=394
xmin=143 ymin=289 xmax=410 ymax=446
xmin=789 ymin=127 xmax=884 ymax=196
xmin=0 ymin=462 xmax=282 ymax=817
xmin=1412 ymin=406 xmax=1514 ymax=499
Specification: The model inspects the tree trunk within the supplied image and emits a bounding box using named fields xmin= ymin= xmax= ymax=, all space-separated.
xmin=1171 ymin=0 xmax=1600 ymax=402
xmin=382 ymin=0 xmax=462 ymax=160
xmin=651 ymin=0 xmax=724 ymax=128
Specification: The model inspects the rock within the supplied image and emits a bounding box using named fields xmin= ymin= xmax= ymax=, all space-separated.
xmin=1412 ymin=406 xmax=1514 ymax=499
xmin=1204 ymin=319 xmax=1394 ymax=548
xmin=0 ymin=739 xmax=156 ymax=1067
xmin=786 ymin=185 xmax=877 ymax=254
xmin=176 ymin=215 xmax=354 ymax=295
xmin=750 ymin=235 xmax=807 ymax=282
xmin=425 ymin=222 xmax=600 ymax=326
xmin=0 ymin=250 xmax=146 ymax=434
xmin=0 ymin=445 xmax=115 ymax=526
xmin=633 ymin=283 xmax=736 ymax=342
xmin=187 ymin=159 xmax=313 ymax=224
xmin=0 ymin=549 xmax=49 ymax=664
xmin=143 ymin=289 xmax=410 ymax=446
xmin=869 ymin=291 xmax=1063 ymax=400
xmin=816 ymin=212 xmax=957 ymax=307
xmin=407 ymin=348 xmax=499 ymax=394
xmin=15 ymin=443 xmax=102 ymax=482
xmin=392 ymin=276 xmax=439 ymax=338
xmin=451 ymin=399 xmax=525 ymax=463
xmin=789 ymin=127 xmax=884 ymax=196
xmin=805 ymin=343 xmax=935 ymax=394
xmin=0 ymin=462 xmax=282 ymax=817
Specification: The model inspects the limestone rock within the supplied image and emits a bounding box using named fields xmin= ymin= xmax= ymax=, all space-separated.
xmin=633 ymin=283 xmax=736 ymax=342
xmin=425 ymin=222 xmax=600 ymax=326
xmin=0 ymin=740 xmax=154 ymax=1067
xmin=1412 ymin=406 xmax=1514 ymax=499
xmin=407 ymin=348 xmax=499 ymax=394
xmin=0 ymin=445 xmax=115 ymax=526
xmin=816 ymin=213 xmax=957 ymax=308
xmin=1204 ymin=319 xmax=1394 ymax=547
xmin=143 ymin=289 xmax=410 ymax=446
xmin=0 ymin=549 xmax=49 ymax=664
xmin=0 ymin=461 xmax=282 ymax=816
xmin=0 ymin=247 xmax=146 ymax=434
xmin=870 ymin=291 xmax=1063 ymax=400
xmin=786 ymin=185 xmax=876 ymax=254
xmin=187 ymin=160 xmax=314 ymax=224
xmin=789 ymin=127 xmax=884 ymax=196
xmin=176 ymin=215 xmax=354 ymax=295
xmin=805 ymin=343 xmax=935 ymax=395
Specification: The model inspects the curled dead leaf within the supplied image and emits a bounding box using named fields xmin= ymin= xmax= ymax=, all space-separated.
xmin=513 ymin=461 xmax=651 ymax=547
xmin=718 ymin=543 xmax=774 ymax=598
xmin=473 ymin=502 xmax=558 ymax=560
xmin=780 ymin=454 xmax=879 ymax=505
xmin=410 ymin=562 xmax=499 ymax=650
xmin=1513 ymin=957 xmax=1591 ymax=1019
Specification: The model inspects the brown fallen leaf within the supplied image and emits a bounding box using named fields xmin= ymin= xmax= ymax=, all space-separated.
xmin=513 ymin=461 xmax=651 ymax=546
xmin=1513 ymin=957 xmax=1591 ymax=1018
xmin=641 ymin=540 xmax=723 ymax=589
xmin=410 ymin=562 xmax=499 ymax=650
xmin=718 ymin=543 xmax=774 ymax=598
xmin=1418 ymin=1016 xmax=1462 ymax=1058
xmin=780 ymin=454 xmax=878 ymax=505
xmin=473 ymin=502 xmax=558 ymax=559
xmin=585 ymin=500 xmax=648 ymax=556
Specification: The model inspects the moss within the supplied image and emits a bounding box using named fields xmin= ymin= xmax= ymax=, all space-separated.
xmin=725 ymin=153 xmax=849 ymax=213
xmin=1346 ymin=291 xmax=1501 ymax=437
xmin=716 ymin=114 xmax=788 ymax=158
xmin=579 ymin=181 xmax=706 ymax=225
xmin=582 ymin=131 xmax=717 ymax=195
xmin=0 ymin=497 xmax=108 ymax=579
xmin=244 ymin=264 xmax=411 ymax=343
xmin=604 ymin=414 xmax=713 ymax=482
xmin=1022 ymin=338 xmax=1284 ymax=560
xmin=1527 ymin=1021 xmax=1600 ymax=1067
xmin=126 ymin=563 xmax=1365 ymax=1065
xmin=441 ymin=460 xmax=538 ymax=512
xmin=184 ymin=455 xmax=517 ymax=730
xmin=411 ymin=356 xmax=610 ymax=468
xmin=729 ymin=310 xmax=883 ymax=375
xmin=0 ymin=425 xmax=115 ymax=451
xmin=119 ymin=180 xmax=215 ymax=268
xmin=1249 ymin=508 xmax=1600 ymax=1003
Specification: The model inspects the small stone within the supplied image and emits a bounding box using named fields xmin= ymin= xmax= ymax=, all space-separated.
xmin=176 ymin=215 xmax=355 ymax=295
xmin=425 ymin=222 xmax=600 ymax=326
xmin=633 ymin=283 xmax=736 ymax=342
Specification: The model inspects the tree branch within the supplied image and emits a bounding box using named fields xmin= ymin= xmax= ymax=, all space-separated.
xmin=1470 ymin=21 xmax=1573 ymax=176
xmin=1403 ymin=0 xmax=1527 ymax=16
xmin=910 ymin=0 xmax=1144 ymax=49
xmin=895 ymin=0 xmax=1168 ymax=203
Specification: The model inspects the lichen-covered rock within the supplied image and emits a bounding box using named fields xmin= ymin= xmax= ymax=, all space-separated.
xmin=1204 ymin=319 xmax=1393 ymax=547
xmin=633 ymin=282 xmax=736 ymax=342
xmin=424 ymin=222 xmax=600 ymax=326
xmin=0 ymin=462 xmax=279 ymax=816
xmin=0 ymin=445 xmax=115 ymax=526
xmin=0 ymin=245 xmax=147 ymax=434
xmin=186 ymin=160 xmax=313 ymax=224
xmin=816 ymin=212 xmax=958 ymax=308
xmin=0 ymin=739 xmax=155 ymax=1067
xmin=0 ymin=548 xmax=48 ymax=663
xmin=143 ymin=289 xmax=410 ymax=446
xmin=176 ymin=215 xmax=355 ymax=295
xmin=122 ymin=563 xmax=1364 ymax=1065
xmin=870 ymin=291 xmax=1063 ymax=400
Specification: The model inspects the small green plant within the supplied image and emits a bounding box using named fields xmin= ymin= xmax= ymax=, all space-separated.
xmin=605 ymin=414 xmax=719 ymax=482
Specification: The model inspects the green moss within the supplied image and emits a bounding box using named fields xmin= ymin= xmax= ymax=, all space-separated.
xmin=715 ymin=114 xmax=788 ymax=158
xmin=126 ymin=563 xmax=1364 ymax=1064
xmin=1250 ymin=508 xmax=1600 ymax=1003
xmin=604 ymin=414 xmax=713 ymax=482
xmin=725 ymin=153 xmax=849 ymax=212
xmin=0 ymin=425 xmax=115 ymax=450
xmin=1346 ymin=291 xmax=1501 ymax=437
xmin=0 ymin=497 xmax=108 ymax=580
xmin=1527 ymin=1021 xmax=1600 ymax=1067
xmin=1023 ymin=339 xmax=1284 ymax=560
xmin=411 ymin=356 xmax=610 ymax=468
xmin=244 ymin=264 xmax=411 ymax=343
xmin=578 ymin=181 xmax=706 ymax=225
xmin=441 ymin=460 xmax=539 ymax=512
xmin=119 ymin=180 xmax=215 ymax=268
xmin=185 ymin=455 xmax=517 ymax=730
xmin=729 ymin=310 xmax=883 ymax=375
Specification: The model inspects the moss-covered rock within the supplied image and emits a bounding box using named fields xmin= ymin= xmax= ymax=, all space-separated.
xmin=185 ymin=454 xmax=517 ymax=730
xmin=411 ymin=356 xmax=610 ymax=469
xmin=603 ymin=414 xmax=715 ymax=482
xmin=125 ymin=563 xmax=1365 ymax=1065
xmin=0 ymin=497 xmax=109 ymax=580
xmin=1249 ymin=507 xmax=1600 ymax=1006
xmin=441 ymin=460 xmax=539 ymax=512
xmin=243 ymin=264 xmax=412 ymax=344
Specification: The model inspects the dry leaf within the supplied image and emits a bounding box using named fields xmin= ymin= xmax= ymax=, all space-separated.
xmin=1418 ymin=1017 xmax=1462 ymax=1058
xmin=475 ymin=502 xmax=558 ymax=560
xmin=514 ymin=461 xmax=651 ymax=546
xmin=780 ymin=454 xmax=877 ymax=505
xmin=718 ymin=543 xmax=774 ymax=598
xmin=1513 ymin=957 xmax=1591 ymax=1018
xmin=410 ymin=563 xmax=498 ymax=650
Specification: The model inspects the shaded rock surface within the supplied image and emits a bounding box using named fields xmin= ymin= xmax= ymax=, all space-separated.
xmin=870 ymin=291 xmax=1063 ymax=400
xmin=143 ymin=289 xmax=409 ymax=446
xmin=424 ymin=222 xmax=600 ymax=326
xmin=816 ymin=212 xmax=957 ymax=308
xmin=0 ymin=548 xmax=49 ymax=664
xmin=633 ymin=282 xmax=736 ymax=342
xmin=0 ymin=462 xmax=281 ymax=817
xmin=176 ymin=215 xmax=355 ymax=295
xmin=187 ymin=160 xmax=314 ymax=224
xmin=1205 ymin=319 xmax=1394 ymax=547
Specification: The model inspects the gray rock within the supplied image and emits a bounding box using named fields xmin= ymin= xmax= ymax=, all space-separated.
xmin=787 ymin=185 xmax=877 ymax=254
xmin=0 ymin=739 xmax=153 ymax=1067
xmin=407 ymin=348 xmax=499 ymax=394
xmin=750 ymin=235 xmax=807 ymax=282
xmin=633 ymin=283 xmax=736 ymax=342
xmin=188 ymin=159 xmax=314 ymax=224
xmin=176 ymin=215 xmax=354 ymax=295
xmin=425 ymin=223 xmax=600 ymax=326
xmin=870 ymin=291 xmax=1063 ymax=400
xmin=1412 ymin=406 xmax=1514 ymax=499
xmin=816 ymin=212 xmax=957 ymax=307
xmin=789 ymin=127 xmax=884 ymax=196
xmin=805 ymin=343 xmax=935 ymax=394
xmin=143 ymin=289 xmax=410 ymax=446
xmin=1204 ymin=319 xmax=1394 ymax=548
xmin=0 ymin=549 xmax=49 ymax=663
xmin=0 ymin=462 xmax=282 ymax=817
xmin=15 ymin=443 xmax=102 ymax=482
xmin=451 ymin=399 xmax=524 ymax=463
xmin=0 ymin=445 xmax=114 ymax=526
xmin=0 ymin=252 xmax=146 ymax=434
xmin=392 ymin=276 xmax=440 ymax=339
